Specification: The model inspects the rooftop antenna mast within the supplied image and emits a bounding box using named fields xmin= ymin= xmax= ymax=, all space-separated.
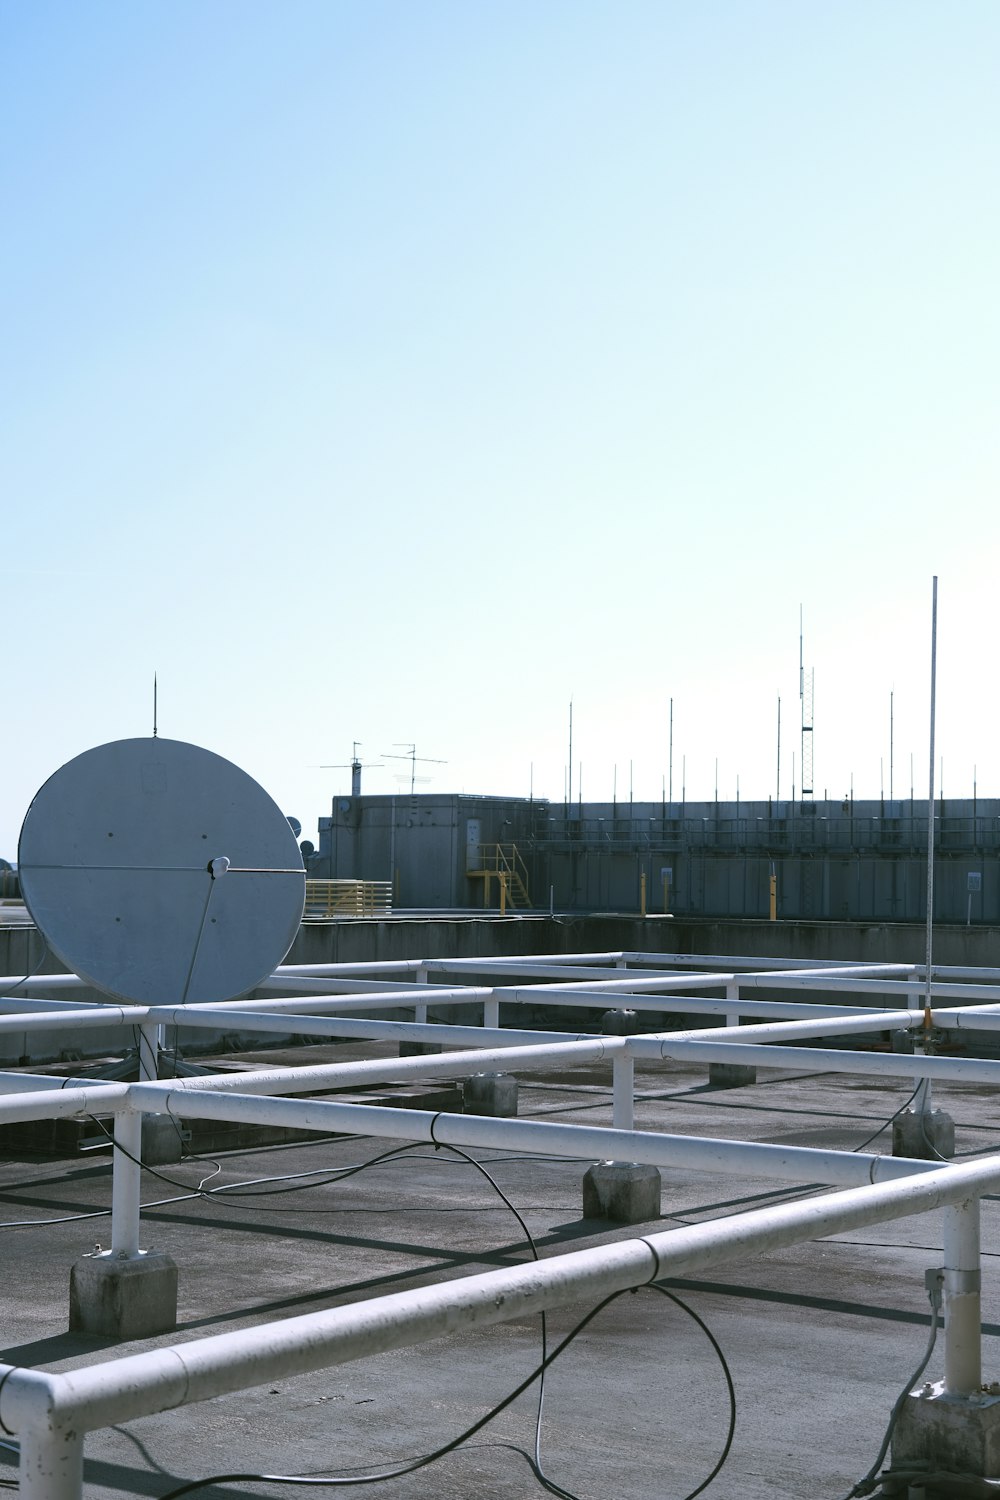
xmin=799 ymin=606 xmax=814 ymax=799
xmin=567 ymin=700 xmax=573 ymax=814
xmin=152 ymin=673 xmax=158 ymax=738
xmin=911 ymin=577 xmax=939 ymax=1131
xmin=380 ymin=743 xmax=447 ymax=796
xmin=322 ymin=742 xmax=383 ymax=797
xmin=924 ymin=577 xmax=939 ymax=1022
xmin=668 ymin=698 xmax=673 ymax=803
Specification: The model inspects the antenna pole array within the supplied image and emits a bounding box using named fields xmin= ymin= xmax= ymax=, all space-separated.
xmin=567 ymin=701 xmax=573 ymax=813
xmin=380 ymin=744 xmax=447 ymax=796
xmin=924 ymin=577 xmax=939 ymax=1019
xmin=799 ymin=607 xmax=814 ymax=799
xmin=668 ymin=698 xmax=673 ymax=803
xmin=321 ymin=743 xmax=383 ymax=797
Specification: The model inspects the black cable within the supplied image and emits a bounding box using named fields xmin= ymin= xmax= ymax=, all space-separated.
xmin=418 ymin=1135 xmax=581 ymax=1500
xmin=851 ymin=1081 xmax=922 ymax=1154
xmin=873 ymin=1466 xmax=1000 ymax=1494
xmin=82 ymin=1115 xmax=585 ymax=1217
xmin=438 ymin=1141 xmax=578 ymax=1499
xmin=919 ymin=1107 xmax=952 ymax=1164
xmin=650 ymin=1285 xmax=737 ymax=1500
xmin=836 ymin=1271 xmax=943 ymax=1500
xmin=84 ymin=1116 xmax=442 ymax=1203
xmin=524 ymin=1284 xmax=735 ymax=1500
xmin=0 ymin=936 xmax=51 ymax=1001
xmin=154 ymin=1281 xmax=735 ymax=1500
xmin=0 ymin=1135 xmax=580 ymax=1229
xmin=137 ymin=1124 xmax=733 ymax=1500
xmin=130 ymin=1028 xmax=191 ymax=1158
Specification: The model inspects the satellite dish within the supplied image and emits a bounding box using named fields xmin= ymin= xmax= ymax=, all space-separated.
xmin=18 ymin=738 xmax=305 ymax=1005
xmin=286 ymin=815 xmax=302 ymax=839
xmin=299 ymin=839 xmax=315 ymax=859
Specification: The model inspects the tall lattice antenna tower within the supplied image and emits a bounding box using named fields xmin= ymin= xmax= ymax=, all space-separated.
xmin=799 ymin=606 xmax=814 ymax=799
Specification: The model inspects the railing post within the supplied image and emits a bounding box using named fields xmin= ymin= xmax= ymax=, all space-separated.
xmin=710 ymin=981 xmax=756 ymax=1088
xmin=483 ymin=995 xmax=500 ymax=1031
xmin=20 ymin=1423 xmax=85 ymax=1500
xmin=139 ymin=1021 xmax=160 ymax=1082
xmin=584 ymin=1050 xmax=659 ymax=1221
xmin=943 ymin=1198 xmax=982 ymax=1396
xmin=613 ymin=1054 xmax=634 ymax=1132
xmin=414 ymin=964 xmax=428 ymax=1029
xmin=111 ymin=1106 xmax=142 ymax=1258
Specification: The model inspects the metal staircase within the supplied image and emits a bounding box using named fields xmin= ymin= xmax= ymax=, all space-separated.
xmin=467 ymin=843 xmax=531 ymax=911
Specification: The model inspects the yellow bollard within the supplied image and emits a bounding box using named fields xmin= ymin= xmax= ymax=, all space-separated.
xmin=640 ymin=870 xmax=647 ymax=917
xmin=769 ymin=872 xmax=777 ymax=921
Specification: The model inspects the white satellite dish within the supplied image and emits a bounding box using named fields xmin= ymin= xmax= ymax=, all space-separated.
xmin=18 ymin=738 xmax=305 ymax=1006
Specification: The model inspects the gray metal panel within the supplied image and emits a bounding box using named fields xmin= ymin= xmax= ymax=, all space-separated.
xmin=18 ymin=738 xmax=305 ymax=1004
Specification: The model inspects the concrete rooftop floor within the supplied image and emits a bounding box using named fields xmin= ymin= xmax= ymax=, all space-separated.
xmin=4 ymin=1044 xmax=1000 ymax=1500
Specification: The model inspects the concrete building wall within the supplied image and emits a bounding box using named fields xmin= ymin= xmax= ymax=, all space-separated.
xmin=315 ymin=794 xmax=543 ymax=907
xmin=154 ymin=785 xmax=1000 ymax=923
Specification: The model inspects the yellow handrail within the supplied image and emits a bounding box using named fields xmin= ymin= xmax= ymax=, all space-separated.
xmin=466 ymin=844 xmax=531 ymax=909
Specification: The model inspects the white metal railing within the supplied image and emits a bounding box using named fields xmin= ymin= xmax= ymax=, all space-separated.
xmin=4 ymin=950 xmax=1000 ymax=1492
xmin=0 ymin=1153 xmax=994 ymax=1498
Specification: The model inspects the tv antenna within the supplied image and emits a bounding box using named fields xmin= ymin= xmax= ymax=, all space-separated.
xmin=380 ymin=743 xmax=447 ymax=795
xmin=320 ymin=742 xmax=383 ymax=797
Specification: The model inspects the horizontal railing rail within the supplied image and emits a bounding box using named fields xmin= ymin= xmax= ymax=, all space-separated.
xmin=303 ymin=879 xmax=392 ymax=918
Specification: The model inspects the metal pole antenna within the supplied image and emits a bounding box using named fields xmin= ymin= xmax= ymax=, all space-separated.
xmin=925 ymin=579 xmax=938 ymax=998
xmin=669 ymin=698 xmax=673 ymax=803
xmin=567 ymin=701 xmax=573 ymax=814
xmin=921 ymin=576 xmax=939 ymax=1113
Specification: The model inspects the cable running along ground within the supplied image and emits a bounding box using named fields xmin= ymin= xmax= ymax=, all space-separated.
xmin=139 ymin=1124 xmax=734 ymax=1500
xmin=836 ymin=1269 xmax=944 ymax=1499
xmin=155 ymin=1282 xmax=734 ymax=1500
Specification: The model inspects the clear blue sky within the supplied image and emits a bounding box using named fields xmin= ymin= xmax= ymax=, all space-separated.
xmin=3 ymin=1 xmax=999 ymax=857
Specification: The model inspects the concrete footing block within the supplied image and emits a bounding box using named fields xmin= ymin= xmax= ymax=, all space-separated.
xmin=582 ymin=1161 xmax=661 ymax=1224
xmin=893 ymin=1379 xmax=1000 ymax=1482
xmin=462 ymin=1072 xmax=518 ymax=1117
xmin=709 ymin=1062 xmax=757 ymax=1089
xmin=892 ymin=1107 xmax=955 ymax=1161
xmin=601 ymin=1009 xmax=644 ymax=1036
xmin=142 ymin=1113 xmax=187 ymax=1166
xmin=69 ymin=1249 xmax=178 ymax=1339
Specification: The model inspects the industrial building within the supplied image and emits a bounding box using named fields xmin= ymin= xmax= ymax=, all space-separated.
xmin=313 ymin=792 xmax=1000 ymax=924
xmin=6 ymin=736 xmax=1000 ymax=1499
